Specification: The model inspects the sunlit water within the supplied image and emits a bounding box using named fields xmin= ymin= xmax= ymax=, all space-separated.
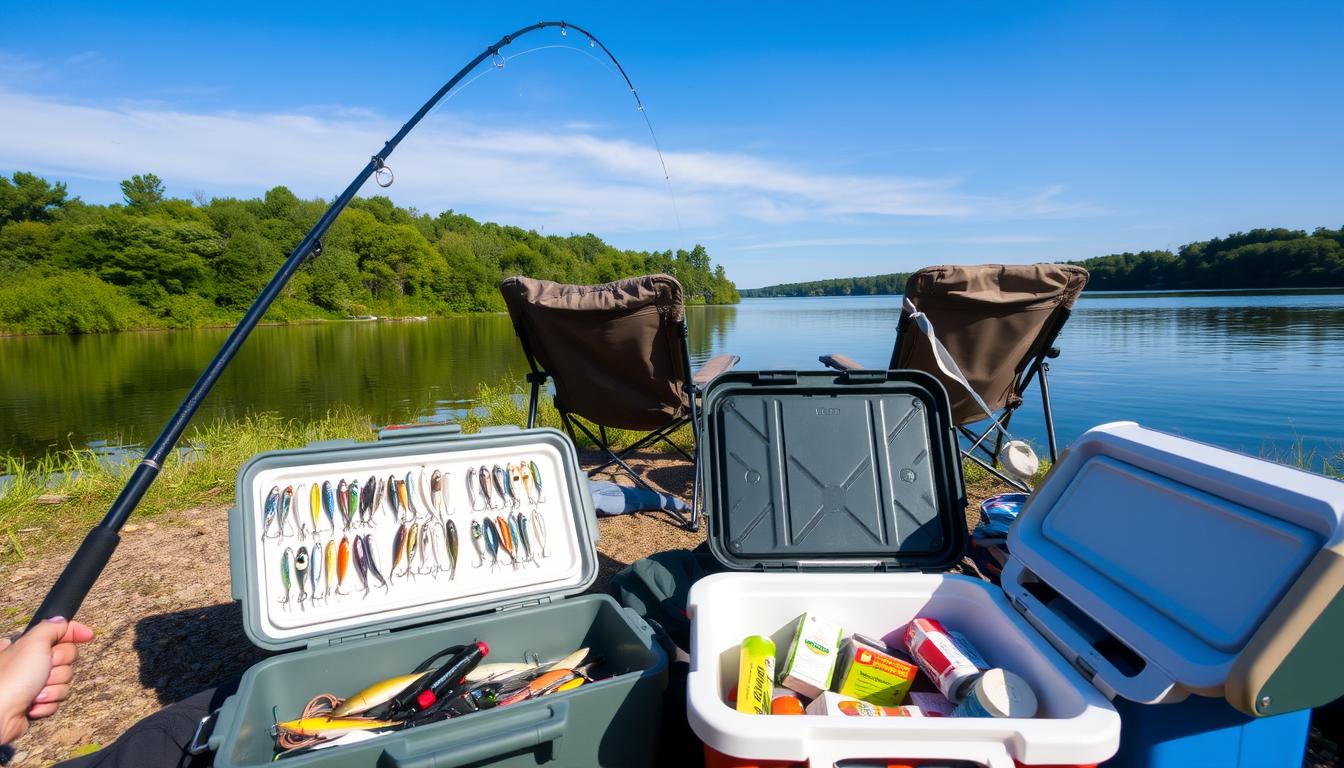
xmin=3 ymin=289 xmax=1341 ymax=470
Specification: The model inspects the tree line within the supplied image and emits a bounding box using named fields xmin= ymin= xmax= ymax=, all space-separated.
xmin=740 ymin=227 xmax=1344 ymax=297
xmin=0 ymin=171 xmax=740 ymax=335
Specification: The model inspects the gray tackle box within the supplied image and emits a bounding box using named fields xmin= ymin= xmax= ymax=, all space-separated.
xmin=204 ymin=424 xmax=668 ymax=768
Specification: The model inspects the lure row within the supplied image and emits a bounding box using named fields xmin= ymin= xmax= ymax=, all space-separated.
xmin=261 ymin=459 xmax=549 ymax=541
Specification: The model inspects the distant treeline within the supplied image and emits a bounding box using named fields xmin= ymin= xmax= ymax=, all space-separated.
xmin=0 ymin=171 xmax=739 ymax=335
xmin=740 ymin=227 xmax=1344 ymax=296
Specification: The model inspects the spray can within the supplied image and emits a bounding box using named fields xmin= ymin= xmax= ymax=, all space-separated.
xmin=904 ymin=618 xmax=987 ymax=703
xmin=735 ymin=635 xmax=777 ymax=715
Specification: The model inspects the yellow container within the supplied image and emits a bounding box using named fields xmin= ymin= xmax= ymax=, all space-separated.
xmin=735 ymin=635 xmax=777 ymax=714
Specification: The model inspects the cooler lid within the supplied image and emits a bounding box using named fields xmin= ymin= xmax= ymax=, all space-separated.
xmin=230 ymin=425 xmax=599 ymax=652
xmin=700 ymin=370 xmax=967 ymax=572
xmin=1004 ymin=422 xmax=1344 ymax=706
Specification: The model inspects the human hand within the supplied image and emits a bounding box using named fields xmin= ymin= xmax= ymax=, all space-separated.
xmin=0 ymin=617 xmax=95 ymax=746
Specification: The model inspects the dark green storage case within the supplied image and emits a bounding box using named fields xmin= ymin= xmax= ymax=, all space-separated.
xmin=204 ymin=424 xmax=667 ymax=768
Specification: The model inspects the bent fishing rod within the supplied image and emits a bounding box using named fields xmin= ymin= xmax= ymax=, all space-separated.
xmin=28 ymin=20 xmax=651 ymax=630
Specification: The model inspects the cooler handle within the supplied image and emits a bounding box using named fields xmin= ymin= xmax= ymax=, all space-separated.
xmin=204 ymin=694 xmax=239 ymax=753
xmin=376 ymin=700 xmax=568 ymax=768
xmin=810 ymin=741 xmax=1015 ymax=768
xmin=378 ymin=423 xmax=464 ymax=441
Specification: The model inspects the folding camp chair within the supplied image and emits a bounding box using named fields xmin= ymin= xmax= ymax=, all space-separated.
xmin=500 ymin=274 xmax=739 ymax=530
xmin=820 ymin=264 xmax=1088 ymax=492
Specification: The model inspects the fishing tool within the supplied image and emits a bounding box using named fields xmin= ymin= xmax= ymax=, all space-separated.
xmin=278 ymin=548 xmax=293 ymax=608
xmin=324 ymin=540 xmax=336 ymax=598
xmin=491 ymin=465 xmax=508 ymax=508
xmin=346 ymin=478 xmax=360 ymax=530
xmin=478 ymin=465 xmax=494 ymax=509
xmin=309 ymin=540 xmax=323 ymax=604
xmin=309 ymin=483 xmax=322 ymax=539
xmin=280 ymin=486 xmax=296 ymax=537
xmin=321 ymin=481 xmax=337 ymax=533
xmin=352 ymin=534 xmax=370 ymax=596
xmin=404 ymin=472 xmax=422 ymax=520
xmin=470 ymin=519 xmax=486 ymax=568
xmin=530 ymin=508 xmax=550 ymax=558
xmin=363 ymin=534 xmax=388 ymax=592
xmin=336 ymin=537 xmax=351 ymax=595
xmin=482 ymin=517 xmax=502 ymax=571
xmin=387 ymin=641 xmax=489 ymax=717
xmin=516 ymin=512 xmax=534 ymax=565
xmin=391 ymin=523 xmax=408 ymax=579
xmin=360 ymin=476 xmax=377 ymax=527
xmin=406 ymin=523 xmax=420 ymax=578
xmin=429 ymin=469 xmax=443 ymax=521
xmin=294 ymin=546 xmax=310 ymax=607
xmin=445 ymin=519 xmax=459 ymax=578
xmin=529 ymin=460 xmax=547 ymax=503
xmin=466 ymin=468 xmax=481 ymax=511
xmin=395 ymin=478 xmax=411 ymax=522
xmin=263 ymin=486 xmax=281 ymax=539
xmin=28 ymin=19 xmax=658 ymax=630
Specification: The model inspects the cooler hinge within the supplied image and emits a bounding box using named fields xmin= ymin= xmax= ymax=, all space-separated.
xmin=842 ymin=369 xmax=889 ymax=384
xmin=753 ymin=370 xmax=799 ymax=385
xmin=312 ymin=628 xmax=390 ymax=649
xmin=497 ymin=596 xmax=552 ymax=612
xmin=1073 ymin=654 xmax=1097 ymax=682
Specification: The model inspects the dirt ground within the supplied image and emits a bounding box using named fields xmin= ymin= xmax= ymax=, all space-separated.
xmin=2 ymin=452 xmax=1336 ymax=767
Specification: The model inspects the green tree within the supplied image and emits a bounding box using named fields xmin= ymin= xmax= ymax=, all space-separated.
xmin=0 ymin=171 xmax=68 ymax=225
xmin=121 ymin=173 xmax=166 ymax=209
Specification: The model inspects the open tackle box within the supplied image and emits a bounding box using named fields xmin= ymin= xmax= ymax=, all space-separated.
xmin=204 ymin=424 xmax=668 ymax=768
xmin=685 ymin=370 xmax=1344 ymax=768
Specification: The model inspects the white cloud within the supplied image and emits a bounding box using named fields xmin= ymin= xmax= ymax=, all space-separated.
xmin=0 ymin=85 xmax=1096 ymax=235
xmin=729 ymin=234 xmax=1059 ymax=251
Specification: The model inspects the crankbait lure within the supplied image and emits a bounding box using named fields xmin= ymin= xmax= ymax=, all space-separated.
xmin=324 ymin=540 xmax=336 ymax=598
xmin=374 ymin=476 xmax=387 ymax=520
xmin=309 ymin=540 xmax=323 ymax=604
xmin=280 ymin=486 xmax=295 ymax=537
xmin=430 ymin=469 xmax=446 ymax=521
xmin=422 ymin=524 xmax=440 ymax=575
xmin=346 ymin=479 xmax=360 ymax=530
xmin=404 ymin=472 xmax=421 ymax=520
xmin=519 ymin=464 xmax=536 ymax=505
xmin=438 ymin=467 xmax=452 ymax=516
xmin=309 ymin=483 xmax=322 ymax=538
xmin=491 ymin=466 xmax=508 ymax=508
xmin=478 ymin=465 xmax=494 ymax=509
xmin=506 ymin=514 xmax=524 ymax=564
xmin=483 ymin=517 xmax=502 ymax=570
xmin=495 ymin=515 xmax=515 ymax=567
xmin=322 ymin=481 xmax=337 ymax=533
xmin=294 ymin=484 xmax=308 ymax=537
xmin=294 ymin=546 xmax=309 ymax=607
xmin=529 ymin=460 xmax=546 ymax=502
xmin=445 ymin=519 xmax=459 ymax=577
xmin=336 ymin=480 xmax=349 ymax=530
xmin=360 ymin=476 xmax=377 ymax=526
xmin=263 ymin=486 xmax=281 ymax=538
xmin=387 ymin=474 xmax=401 ymax=520
xmin=329 ymin=673 xmax=424 ymax=717
xmin=279 ymin=547 xmax=293 ymax=607
xmin=508 ymin=465 xmax=525 ymax=508
xmin=406 ymin=523 xmax=420 ymax=577
xmin=363 ymin=534 xmax=388 ymax=592
xmin=417 ymin=467 xmax=435 ymax=519
xmin=516 ymin=512 xmax=533 ymax=564
xmin=396 ymin=478 xmax=411 ymax=522
xmin=336 ymin=537 xmax=351 ymax=595
xmin=466 ymin=468 xmax=481 ymax=511
xmin=470 ymin=519 xmax=486 ymax=567
xmin=352 ymin=534 xmax=370 ymax=595
xmin=531 ymin=508 xmax=549 ymax=558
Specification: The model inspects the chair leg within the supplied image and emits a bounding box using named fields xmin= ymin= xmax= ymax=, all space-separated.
xmin=526 ymin=377 xmax=541 ymax=429
xmin=686 ymin=390 xmax=702 ymax=532
xmin=964 ymin=450 xmax=1031 ymax=493
xmin=569 ymin=417 xmax=656 ymax=492
xmin=1039 ymin=362 xmax=1059 ymax=463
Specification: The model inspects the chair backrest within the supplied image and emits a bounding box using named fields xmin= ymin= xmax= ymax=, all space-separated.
xmin=500 ymin=274 xmax=692 ymax=431
xmin=892 ymin=264 xmax=1089 ymax=425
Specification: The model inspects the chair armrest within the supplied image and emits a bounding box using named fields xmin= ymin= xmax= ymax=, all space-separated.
xmin=818 ymin=353 xmax=864 ymax=371
xmin=692 ymin=354 xmax=740 ymax=386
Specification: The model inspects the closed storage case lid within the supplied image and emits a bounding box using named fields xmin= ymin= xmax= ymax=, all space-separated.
xmin=1004 ymin=421 xmax=1344 ymax=713
xmin=699 ymin=370 xmax=967 ymax=572
xmin=230 ymin=425 xmax=599 ymax=651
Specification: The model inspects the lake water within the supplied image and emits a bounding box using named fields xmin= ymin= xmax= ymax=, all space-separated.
xmin=2 ymin=289 xmax=1342 ymax=470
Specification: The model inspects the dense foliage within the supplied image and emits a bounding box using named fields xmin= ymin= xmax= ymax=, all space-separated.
xmin=740 ymin=272 xmax=913 ymax=297
xmin=740 ymin=227 xmax=1344 ymax=296
xmin=0 ymin=171 xmax=739 ymax=335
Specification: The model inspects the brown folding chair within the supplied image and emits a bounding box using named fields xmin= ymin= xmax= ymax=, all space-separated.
xmin=820 ymin=264 xmax=1088 ymax=491
xmin=500 ymin=274 xmax=739 ymax=530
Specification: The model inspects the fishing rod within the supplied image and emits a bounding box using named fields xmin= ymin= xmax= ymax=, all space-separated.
xmin=27 ymin=20 xmax=651 ymax=630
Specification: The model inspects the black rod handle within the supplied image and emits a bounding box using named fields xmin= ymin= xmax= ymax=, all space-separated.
xmin=26 ymin=526 xmax=120 ymax=630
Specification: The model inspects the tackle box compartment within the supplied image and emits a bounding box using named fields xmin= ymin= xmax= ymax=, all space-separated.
xmin=206 ymin=424 xmax=668 ymax=768
xmin=684 ymin=370 xmax=1344 ymax=767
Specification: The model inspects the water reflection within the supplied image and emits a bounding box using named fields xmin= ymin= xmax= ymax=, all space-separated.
xmin=2 ymin=290 xmax=1341 ymax=466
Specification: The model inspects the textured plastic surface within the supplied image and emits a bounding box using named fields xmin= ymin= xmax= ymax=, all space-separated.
xmin=700 ymin=370 xmax=966 ymax=571
xmin=1105 ymin=695 xmax=1310 ymax=767
xmin=686 ymin=572 xmax=1120 ymax=767
xmin=1004 ymin=422 xmax=1344 ymax=704
xmin=210 ymin=594 xmax=668 ymax=768
xmin=229 ymin=427 xmax=597 ymax=651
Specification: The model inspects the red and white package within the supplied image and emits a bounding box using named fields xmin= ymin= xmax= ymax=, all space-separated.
xmin=903 ymin=618 xmax=988 ymax=703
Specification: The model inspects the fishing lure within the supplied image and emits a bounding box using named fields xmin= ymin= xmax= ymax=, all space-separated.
xmin=352 ymin=535 xmax=370 ymax=596
xmin=346 ymin=478 xmax=360 ymax=530
xmin=501 ymin=465 xmax=516 ymax=508
xmin=329 ymin=672 xmax=424 ymax=717
xmin=530 ymin=508 xmax=549 ymax=558
xmin=508 ymin=465 xmax=526 ymax=508
xmin=478 ymin=465 xmax=494 ymax=509
xmin=470 ymin=520 xmax=486 ymax=567
xmin=438 ymin=467 xmax=452 ymax=516
xmin=280 ymin=486 xmax=296 ymax=537
xmin=404 ymin=472 xmax=421 ymax=520
xmin=430 ymin=469 xmax=444 ymax=520
xmin=516 ymin=512 xmax=534 ymax=564
xmin=263 ymin=486 xmax=281 ymax=538
xmin=417 ymin=467 xmax=435 ymax=520
xmin=422 ymin=524 xmax=440 ymax=576
xmin=294 ymin=484 xmax=308 ymax=537
xmin=529 ymin=460 xmax=547 ymax=503
xmin=482 ymin=517 xmax=502 ymax=570
xmin=294 ymin=546 xmax=309 ymax=607
xmin=309 ymin=483 xmax=322 ymax=538
xmin=491 ymin=466 xmax=508 ymax=508
xmin=336 ymin=537 xmax=351 ymax=595
xmin=324 ymin=540 xmax=336 ymax=598
xmin=363 ymin=534 xmax=388 ymax=592
xmin=406 ymin=523 xmax=420 ymax=578
xmin=506 ymin=514 xmax=524 ymax=565
xmin=309 ymin=540 xmax=324 ymax=604
xmin=360 ymin=476 xmax=377 ymax=526
xmin=466 ymin=468 xmax=481 ymax=511
xmin=445 ymin=519 xmax=459 ymax=577
xmin=391 ymin=523 xmax=408 ymax=579
xmin=495 ymin=515 xmax=516 ymax=568
xmin=519 ymin=464 xmax=536 ymax=505
xmin=395 ymin=478 xmax=411 ymax=522
xmin=336 ymin=480 xmax=350 ymax=530
xmin=374 ymin=476 xmax=387 ymax=520
xmin=279 ymin=547 xmax=293 ymax=608
xmin=322 ymin=481 xmax=337 ymax=533
xmin=387 ymin=473 xmax=401 ymax=520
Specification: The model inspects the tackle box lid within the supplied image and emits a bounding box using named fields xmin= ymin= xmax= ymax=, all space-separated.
xmin=1003 ymin=421 xmax=1344 ymax=716
xmin=229 ymin=424 xmax=600 ymax=652
xmin=699 ymin=369 xmax=968 ymax=573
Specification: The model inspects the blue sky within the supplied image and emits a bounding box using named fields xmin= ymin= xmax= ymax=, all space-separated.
xmin=2 ymin=2 xmax=1340 ymax=288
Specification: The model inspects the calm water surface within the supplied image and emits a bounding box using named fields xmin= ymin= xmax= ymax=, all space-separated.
xmin=2 ymin=290 xmax=1341 ymax=468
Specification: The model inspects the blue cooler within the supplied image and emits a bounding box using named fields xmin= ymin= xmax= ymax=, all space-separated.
xmin=1002 ymin=422 xmax=1344 ymax=767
